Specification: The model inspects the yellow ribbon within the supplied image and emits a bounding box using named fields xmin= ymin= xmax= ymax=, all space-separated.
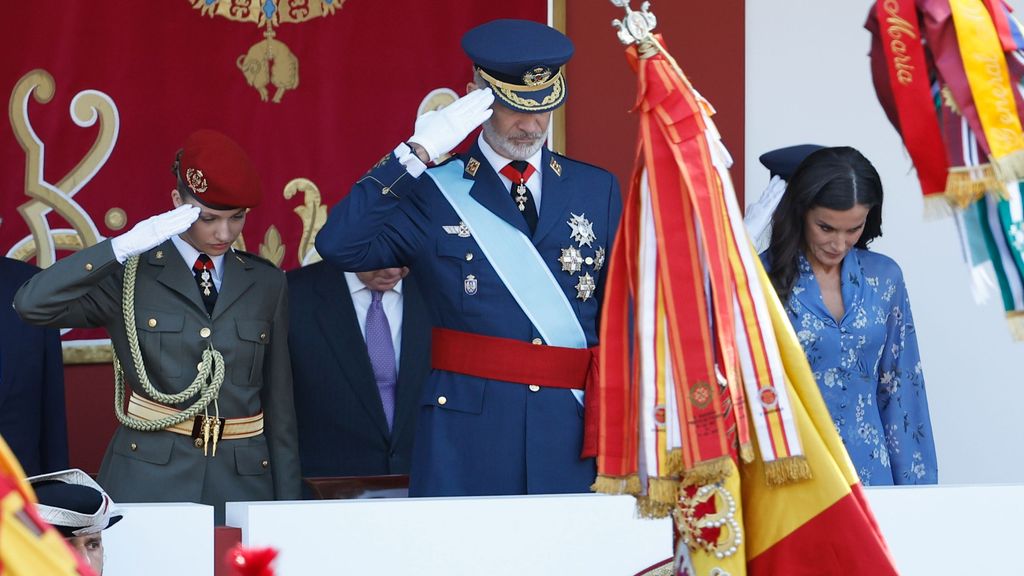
xmin=950 ymin=0 xmax=1024 ymax=180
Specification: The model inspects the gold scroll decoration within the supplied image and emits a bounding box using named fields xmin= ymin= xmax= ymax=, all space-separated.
xmin=8 ymin=69 xmax=117 ymax=267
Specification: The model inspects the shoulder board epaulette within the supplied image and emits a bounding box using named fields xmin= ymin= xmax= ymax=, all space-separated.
xmin=427 ymin=153 xmax=462 ymax=170
xmin=233 ymin=250 xmax=279 ymax=269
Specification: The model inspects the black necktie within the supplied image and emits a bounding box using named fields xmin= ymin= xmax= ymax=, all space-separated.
xmin=500 ymin=160 xmax=538 ymax=235
xmin=192 ymin=254 xmax=218 ymax=315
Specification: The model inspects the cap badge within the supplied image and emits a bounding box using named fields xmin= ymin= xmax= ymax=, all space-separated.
xmin=523 ymin=66 xmax=553 ymax=86
xmin=185 ymin=168 xmax=208 ymax=194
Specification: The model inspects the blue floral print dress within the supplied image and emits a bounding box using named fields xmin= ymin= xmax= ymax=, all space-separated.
xmin=768 ymin=248 xmax=938 ymax=485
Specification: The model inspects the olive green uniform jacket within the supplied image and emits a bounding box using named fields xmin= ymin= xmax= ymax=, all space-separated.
xmin=14 ymin=239 xmax=300 ymax=522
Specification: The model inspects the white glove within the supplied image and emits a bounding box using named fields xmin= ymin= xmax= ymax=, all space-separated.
xmin=408 ymin=88 xmax=494 ymax=162
xmin=111 ymin=204 xmax=200 ymax=263
xmin=743 ymin=175 xmax=787 ymax=253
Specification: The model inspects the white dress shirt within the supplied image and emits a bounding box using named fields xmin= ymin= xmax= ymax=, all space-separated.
xmin=171 ymin=235 xmax=225 ymax=291
xmin=477 ymin=133 xmax=544 ymax=211
xmin=344 ymin=272 xmax=404 ymax=370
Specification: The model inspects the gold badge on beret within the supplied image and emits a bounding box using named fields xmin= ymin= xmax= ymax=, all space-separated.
xmin=185 ymin=168 xmax=208 ymax=195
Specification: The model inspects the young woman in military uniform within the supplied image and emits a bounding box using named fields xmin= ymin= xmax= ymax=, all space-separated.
xmin=14 ymin=130 xmax=300 ymax=523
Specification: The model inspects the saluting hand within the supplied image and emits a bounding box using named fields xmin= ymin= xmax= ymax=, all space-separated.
xmin=110 ymin=204 xmax=201 ymax=263
xmin=408 ymin=88 xmax=495 ymax=163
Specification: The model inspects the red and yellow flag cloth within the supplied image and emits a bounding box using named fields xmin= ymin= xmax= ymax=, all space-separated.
xmin=0 ymin=435 xmax=97 ymax=575
xmin=593 ymin=36 xmax=898 ymax=575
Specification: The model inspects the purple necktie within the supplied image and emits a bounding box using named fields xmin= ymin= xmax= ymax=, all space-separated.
xmin=366 ymin=290 xmax=396 ymax=431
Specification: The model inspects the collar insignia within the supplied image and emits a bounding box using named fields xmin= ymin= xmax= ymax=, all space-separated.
xmin=549 ymin=157 xmax=562 ymax=177
xmin=465 ymin=157 xmax=481 ymax=177
xmin=155 ymin=250 xmax=164 ymax=260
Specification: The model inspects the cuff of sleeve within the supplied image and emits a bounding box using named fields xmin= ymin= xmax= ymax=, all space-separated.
xmin=394 ymin=142 xmax=427 ymax=178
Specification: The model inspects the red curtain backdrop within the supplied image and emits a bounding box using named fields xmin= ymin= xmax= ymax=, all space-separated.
xmin=564 ymin=0 xmax=745 ymax=205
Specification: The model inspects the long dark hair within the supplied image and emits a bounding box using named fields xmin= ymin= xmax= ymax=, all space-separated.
xmin=767 ymin=146 xmax=883 ymax=302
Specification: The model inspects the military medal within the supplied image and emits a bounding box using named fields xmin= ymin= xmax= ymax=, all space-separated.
xmin=514 ymin=180 xmax=529 ymax=212
xmin=567 ymin=213 xmax=596 ymax=247
xmin=594 ymin=246 xmax=606 ymax=272
xmin=443 ymin=221 xmax=472 ymax=238
xmin=575 ymin=272 xmax=596 ymax=301
xmin=464 ymin=274 xmax=478 ymax=295
xmin=200 ymin=270 xmax=213 ymax=296
xmin=558 ymin=246 xmax=584 ymax=274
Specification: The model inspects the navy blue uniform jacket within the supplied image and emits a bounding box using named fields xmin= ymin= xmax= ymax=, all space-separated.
xmin=315 ymin=142 xmax=621 ymax=496
xmin=1 ymin=257 xmax=68 ymax=476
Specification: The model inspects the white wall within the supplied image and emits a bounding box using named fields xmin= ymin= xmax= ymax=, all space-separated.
xmin=746 ymin=0 xmax=1024 ymax=484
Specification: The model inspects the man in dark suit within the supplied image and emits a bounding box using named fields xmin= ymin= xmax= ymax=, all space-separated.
xmin=0 ymin=256 xmax=69 ymax=476
xmin=287 ymin=262 xmax=430 ymax=486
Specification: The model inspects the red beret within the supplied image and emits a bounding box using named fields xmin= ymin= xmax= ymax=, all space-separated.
xmin=178 ymin=129 xmax=262 ymax=209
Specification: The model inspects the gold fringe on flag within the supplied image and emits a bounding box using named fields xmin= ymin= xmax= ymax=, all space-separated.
xmin=680 ymin=456 xmax=734 ymax=487
xmin=922 ymin=195 xmax=954 ymax=221
xmin=762 ymin=455 xmax=813 ymax=487
xmin=636 ymin=495 xmax=675 ymax=519
xmin=739 ymin=442 xmax=755 ymax=464
xmin=591 ymin=474 xmax=642 ymax=495
xmin=648 ymin=477 xmax=681 ymax=507
xmin=666 ymin=449 xmax=684 ymax=476
xmin=1006 ymin=311 xmax=1024 ymax=341
xmin=944 ymin=164 xmax=1000 ymax=208
xmin=992 ymin=149 xmax=1024 ymax=185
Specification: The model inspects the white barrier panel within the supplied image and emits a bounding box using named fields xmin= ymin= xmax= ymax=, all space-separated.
xmin=102 ymin=502 xmax=214 ymax=576
xmin=865 ymin=484 xmax=1024 ymax=575
xmin=226 ymin=494 xmax=672 ymax=576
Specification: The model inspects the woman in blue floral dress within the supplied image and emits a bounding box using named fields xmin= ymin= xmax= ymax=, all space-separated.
xmin=763 ymin=146 xmax=937 ymax=485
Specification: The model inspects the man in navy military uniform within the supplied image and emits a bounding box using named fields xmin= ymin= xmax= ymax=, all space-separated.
xmin=316 ymin=19 xmax=622 ymax=496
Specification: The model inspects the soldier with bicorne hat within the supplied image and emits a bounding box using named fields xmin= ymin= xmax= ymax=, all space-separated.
xmin=316 ymin=19 xmax=622 ymax=496
xmin=30 ymin=469 xmax=123 ymax=575
xmin=14 ymin=130 xmax=300 ymax=523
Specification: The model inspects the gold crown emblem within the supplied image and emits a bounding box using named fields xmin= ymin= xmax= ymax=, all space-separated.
xmin=522 ymin=66 xmax=553 ymax=86
xmin=185 ymin=168 xmax=208 ymax=194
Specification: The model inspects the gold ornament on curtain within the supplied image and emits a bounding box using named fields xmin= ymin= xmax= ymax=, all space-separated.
xmin=188 ymin=0 xmax=346 ymax=102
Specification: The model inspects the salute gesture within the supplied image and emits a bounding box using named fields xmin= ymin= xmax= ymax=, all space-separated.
xmin=408 ymin=88 xmax=494 ymax=163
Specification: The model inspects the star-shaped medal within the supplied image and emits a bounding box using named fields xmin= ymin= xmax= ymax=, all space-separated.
xmin=567 ymin=213 xmax=596 ymax=247
xmin=575 ymin=272 xmax=596 ymax=301
xmin=558 ymin=246 xmax=584 ymax=274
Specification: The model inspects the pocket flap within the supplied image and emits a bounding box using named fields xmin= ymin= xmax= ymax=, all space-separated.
xmin=235 ymin=444 xmax=271 ymax=476
xmin=112 ymin=430 xmax=174 ymax=465
xmin=421 ymin=373 xmax=485 ymax=415
xmin=236 ymin=319 xmax=271 ymax=344
xmin=436 ymin=236 xmax=476 ymax=259
xmin=137 ymin=309 xmax=184 ymax=333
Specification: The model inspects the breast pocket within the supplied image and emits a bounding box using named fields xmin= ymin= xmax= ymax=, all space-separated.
xmin=436 ymin=236 xmax=493 ymax=318
xmin=137 ymin=308 xmax=185 ymax=378
xmin=235 ymin=319 xmax=271 ymax=386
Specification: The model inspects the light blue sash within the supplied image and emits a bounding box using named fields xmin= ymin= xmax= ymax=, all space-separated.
xmin=426 ymin=160 xmax=587 ymax=351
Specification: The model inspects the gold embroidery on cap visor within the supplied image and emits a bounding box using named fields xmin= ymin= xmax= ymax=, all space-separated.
xmin=185 ymin=168 xmax=209 ymax=194
xmin=477 ymin=68 xmax=566 ymax=112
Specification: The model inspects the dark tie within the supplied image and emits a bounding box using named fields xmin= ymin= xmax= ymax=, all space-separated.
xmin=365 ymin=290 xmax=397 ymax=431
xmin=192 ymin=254 xmax=218 ymax=316
xmin=499 ymin=160 xmax=538 ymax=235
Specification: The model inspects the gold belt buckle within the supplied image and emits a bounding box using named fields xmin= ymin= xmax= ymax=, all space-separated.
xmin=191 ymin=415 xmax=226 ymax=454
